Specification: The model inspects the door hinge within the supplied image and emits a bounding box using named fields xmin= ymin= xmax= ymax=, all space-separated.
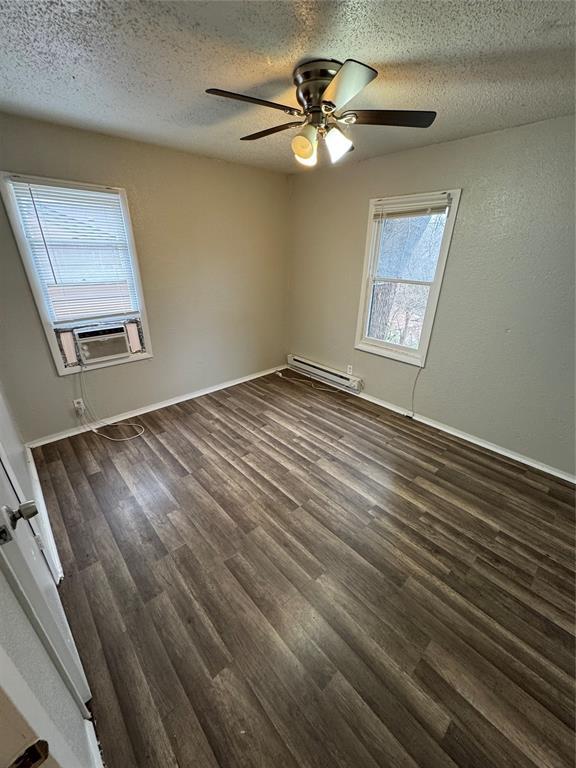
xmin=0 ymin=524 xmax=13 ymax=545
xmin=34 ymin=532 xmax=45 ymax=552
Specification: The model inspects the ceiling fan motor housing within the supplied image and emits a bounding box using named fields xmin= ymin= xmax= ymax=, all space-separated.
xmin=293 ymin=59 xmax=342 ymax=114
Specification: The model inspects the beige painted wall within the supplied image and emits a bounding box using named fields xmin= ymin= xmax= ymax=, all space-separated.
xmin=0 ymin=112 xmax=573 ymax=475
xmin=0 ymin=113 xmax=289 ymax=441
xmin=288 ymin=115 xmax=575 ymax=475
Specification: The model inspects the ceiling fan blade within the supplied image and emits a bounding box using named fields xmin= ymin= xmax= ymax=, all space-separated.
xmin=321 ymin=59 xmax=377 ymax=112
xmin=240 ymin=122 xmax=304 ymax=141
xmin=340 ymin=109 xmax=437 ymax=127
xmin=206 ymin=88 xmax=302 ymax=116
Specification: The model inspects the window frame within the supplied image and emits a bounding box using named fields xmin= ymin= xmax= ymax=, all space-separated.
xmin=0 ymin=172 xmax=153 ymax=376
xmin=355 ymin=189 xmax=461 ymax=367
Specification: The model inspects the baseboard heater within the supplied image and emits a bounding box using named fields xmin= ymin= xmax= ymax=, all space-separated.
xmin=287 ymin=354 xmax=364 ymax=393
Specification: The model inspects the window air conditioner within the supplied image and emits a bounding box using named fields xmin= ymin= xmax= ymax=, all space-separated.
xmin=74 ymin=325 xmax=130 ymax=365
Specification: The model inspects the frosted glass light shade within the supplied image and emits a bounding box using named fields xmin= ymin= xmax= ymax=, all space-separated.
xmin=291 ymin=124 xmax=318 ymax=160
xmin=325 ymin=126 xmax=353 ymax=163
xmin=294 ymin=146 xmax=317 ymax=166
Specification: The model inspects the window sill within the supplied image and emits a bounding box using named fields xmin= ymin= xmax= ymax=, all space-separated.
xmin=355 ymin=339 xmax=424 ymax=367
xmin=57 ymin=351 xmax=153 ymax=376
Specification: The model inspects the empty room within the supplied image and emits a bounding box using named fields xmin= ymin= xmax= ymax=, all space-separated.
xmin=0 ymin=1 xmax=574 ymax=767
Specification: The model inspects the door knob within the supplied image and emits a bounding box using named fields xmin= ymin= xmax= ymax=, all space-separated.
xmin=3 ymin=500 xmax=39 ymax=529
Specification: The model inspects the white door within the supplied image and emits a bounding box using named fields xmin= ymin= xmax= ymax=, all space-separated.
xmin=0 ymin=381 xmax=63 ymax=582
xmin=0 ymin=456 xmax=91 ymax=714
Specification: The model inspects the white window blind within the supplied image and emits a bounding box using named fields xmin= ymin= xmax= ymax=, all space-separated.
xmin=10 ymin=181 xmax=140 ymax=324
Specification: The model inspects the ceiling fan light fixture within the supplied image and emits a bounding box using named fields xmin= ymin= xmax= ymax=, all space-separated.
xmin=207 ymin=58 xmax=437 ymax=168
xmin=291 ymin=123 xmax=318 ymax=160
xmin=325 ymin=125 xmax=353 ymax=163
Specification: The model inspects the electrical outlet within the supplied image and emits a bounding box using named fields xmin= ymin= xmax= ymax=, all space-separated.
xmin=73 ymin=398 xmax=85 ymax=416
xmin=346 ymin=364 xmax=353 ymax=375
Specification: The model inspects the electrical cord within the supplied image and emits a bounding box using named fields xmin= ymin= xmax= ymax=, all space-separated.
xmin=278 ymin=365 xmax=425 ymax=417
xmin=78 ymin=366 xmax=145 ymax=441
xmin=76 ymin=363 xmax=422 ymax=441
xmin=275 ymin=369 xmax=349 ymax=394
xmin=410 ymin=365 xmax=424 ymax=416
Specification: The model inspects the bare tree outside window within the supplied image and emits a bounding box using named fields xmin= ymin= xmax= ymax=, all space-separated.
xmin=356 ymin=190 xmax=461 ymax=367
xmin=366 ymin=211 xmax=447 ymax=349
xmin=368 ymin=282 xmax=429 ymax=348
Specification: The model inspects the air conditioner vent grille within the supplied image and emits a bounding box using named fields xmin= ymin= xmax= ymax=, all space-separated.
xmin=74 ymin=325 xmax=130 ymax=365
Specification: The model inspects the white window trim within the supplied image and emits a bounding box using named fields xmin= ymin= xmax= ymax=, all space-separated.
xmin=355 ymin=188 xmax=461 ymax=367
xmin=0 ymin=172 xmax=153 ymax=376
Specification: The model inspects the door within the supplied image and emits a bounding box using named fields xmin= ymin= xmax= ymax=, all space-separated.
xmin=0 ymin=381 xmax=63 ymax=582
xmin=0 ymin=456 xmax=91 ymax=714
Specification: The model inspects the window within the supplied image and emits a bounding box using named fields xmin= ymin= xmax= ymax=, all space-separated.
xmin=356 ymin=189 xmax=461 ymax=366
xmin=1 ymin=174 xmax=152 ymax=375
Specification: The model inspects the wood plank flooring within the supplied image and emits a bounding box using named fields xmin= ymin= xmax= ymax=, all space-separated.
xmin=33 ymin=372 xmax=575 ymax=768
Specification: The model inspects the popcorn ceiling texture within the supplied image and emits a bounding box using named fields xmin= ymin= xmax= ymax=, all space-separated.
xmin=0 ymin=0 xmax=573 ymax=172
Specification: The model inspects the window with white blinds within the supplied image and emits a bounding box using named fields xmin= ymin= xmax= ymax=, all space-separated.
xmin=1 ymin=173 xmax=151 ymax=376
xmin=356 ymin=190 xmax=461 ymax=367
xmin=8 ymin=180 xmax=140 ymax=324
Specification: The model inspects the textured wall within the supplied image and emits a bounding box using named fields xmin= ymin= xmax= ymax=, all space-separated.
xmin=288 ymin=116 xmax=575 ymax=475
xmin=0 ymin=112 xmax=289 ymax=441
xmin=0 ymin=112 xmax=573 ymax=474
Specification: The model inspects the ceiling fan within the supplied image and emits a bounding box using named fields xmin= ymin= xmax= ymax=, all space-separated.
xmin=206 ymin=58 xmax=436 ymax=167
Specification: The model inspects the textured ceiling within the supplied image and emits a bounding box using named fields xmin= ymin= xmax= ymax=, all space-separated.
xmin=0 ymin=0 xmax=574 ymax=173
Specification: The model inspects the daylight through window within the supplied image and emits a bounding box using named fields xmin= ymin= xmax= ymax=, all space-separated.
xmin=356 ymin=190 xmax=461 ymax=366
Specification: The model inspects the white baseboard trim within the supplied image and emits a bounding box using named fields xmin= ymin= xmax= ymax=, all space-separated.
xmin=355 ymin=389 xmax=574 ymax=483
xmin=27 ymin=363 xmax=574 ymax=484
xmin=413 ymin=413 xmax=575 ymax=484
xmin=355 ymin=390 xmax=412 ymax=417
xmin=85 ymin=719 xmax=105 ymax=768
xmin=26 ymin=365 xmax=284 ymax=449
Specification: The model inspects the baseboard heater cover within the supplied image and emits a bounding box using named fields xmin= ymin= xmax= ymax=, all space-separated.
xmin=287 ymin=354 xmax=364 ymax=392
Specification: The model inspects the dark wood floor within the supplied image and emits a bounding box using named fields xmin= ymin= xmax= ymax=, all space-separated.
xmin=33 ymin=373 xmax=575 ymax=768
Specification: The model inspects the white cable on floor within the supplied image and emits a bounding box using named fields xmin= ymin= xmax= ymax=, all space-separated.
xmin=278 ymin=367 xmax=424 ymax=418
xmin=275 ymin=369 xmax=348 ymax=394
xmin=78 ymin=366 xmax=145 ymax=441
